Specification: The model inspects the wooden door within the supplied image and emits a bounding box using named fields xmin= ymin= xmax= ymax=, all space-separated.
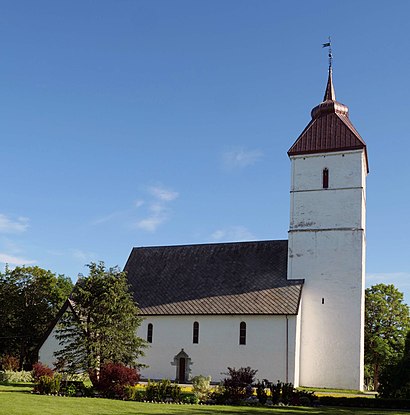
xmin=179 ymin=357 xmax=186 ymax=383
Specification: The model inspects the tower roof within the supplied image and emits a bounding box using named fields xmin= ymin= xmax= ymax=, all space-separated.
xmin=288 ymin=68 xmax=368 ymax=172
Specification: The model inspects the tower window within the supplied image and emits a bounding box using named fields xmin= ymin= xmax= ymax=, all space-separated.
xmin=323 ymin=168 xmax=329 ymax=189
xmin=193 ymin=321 xmax=199 ymax=344
xmin=239 ymin=322 xmax=246 ymax=345
xmin=147 ymin=323 xmax=153 ymax=343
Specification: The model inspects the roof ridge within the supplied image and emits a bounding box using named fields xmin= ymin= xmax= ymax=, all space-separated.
xmin=131 ymin=239 xmax=288 ymax=251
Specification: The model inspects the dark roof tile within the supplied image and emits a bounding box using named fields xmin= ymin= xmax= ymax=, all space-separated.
xmin=124 ymin=240 xmax=303 ymax=315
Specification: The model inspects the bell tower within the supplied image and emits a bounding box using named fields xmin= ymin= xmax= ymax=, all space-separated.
xmin=287 ymin=66 xmax=368 ymax=390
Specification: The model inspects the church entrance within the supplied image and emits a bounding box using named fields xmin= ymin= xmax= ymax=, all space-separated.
xmin=172 ymin=348 xmax=191 ymax=383
xmin=178 ymin=357 xmax=186 ymax=383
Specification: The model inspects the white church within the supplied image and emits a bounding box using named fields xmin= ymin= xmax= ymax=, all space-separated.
xmin=39 ymin=65 xmax=368 ymax=390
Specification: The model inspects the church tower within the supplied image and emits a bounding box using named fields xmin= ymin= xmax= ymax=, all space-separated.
xmin=287 ymin=66 xmax=368 ymax=390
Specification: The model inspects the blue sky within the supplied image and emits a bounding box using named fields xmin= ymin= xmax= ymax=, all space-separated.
xmin=0 ymin=1 xmax=409 ymax=303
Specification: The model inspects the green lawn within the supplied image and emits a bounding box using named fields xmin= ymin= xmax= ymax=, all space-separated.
xmin=0 ymin=384 xmax=408 ymax=415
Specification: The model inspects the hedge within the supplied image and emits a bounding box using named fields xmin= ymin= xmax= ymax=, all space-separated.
xmin=319 ymin=396 xmax=410 ymax=410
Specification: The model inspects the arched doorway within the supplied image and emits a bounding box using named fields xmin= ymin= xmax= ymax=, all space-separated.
xmin=172 ymin=349 xmax=191 ymax=383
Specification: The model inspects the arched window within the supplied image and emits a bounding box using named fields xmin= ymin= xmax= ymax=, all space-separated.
xmin=239 ymin=321 xmax=246 ymax=345
xmin=193 ymin=321 xmax=199 ymax=344
xmin=147 ymin=323 xmax=153 ymax=343
xmin=323 ymin=168 xmax=329 ymax=189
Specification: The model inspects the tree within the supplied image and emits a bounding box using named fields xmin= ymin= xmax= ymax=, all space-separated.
xmin=365 ymin=283 xmax=410 ymax=390
xmin=0 ymin=265 xmax=73 ymax=368
xmin=54 ymin=262 xmax=145 ymax=382
xmin=379 ymin=330 xmax=410 ymax=398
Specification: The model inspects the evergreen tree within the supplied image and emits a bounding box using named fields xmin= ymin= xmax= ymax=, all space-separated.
xmin=54 ymin=262 xmax=145 ymax=380
xmin=365 ymin=283 xmax=410 ymax=390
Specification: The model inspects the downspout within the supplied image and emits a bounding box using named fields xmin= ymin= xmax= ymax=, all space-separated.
xmin=286 ymin=315 xmax=289 ymax=383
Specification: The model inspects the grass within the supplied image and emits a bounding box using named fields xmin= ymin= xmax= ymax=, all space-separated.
xmin=297 ymin=387 xmax=376 ymax=398
xmin=0 ymin=384 xmax=408 ymax=415
xmin=298 ymin=387 xmax=365 ymax=395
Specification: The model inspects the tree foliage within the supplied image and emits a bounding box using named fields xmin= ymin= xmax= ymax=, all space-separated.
xmin=0 ymin=265 xmax=73 ymax=368
xmin=54 ymin=262 xmax=145 ymax=380
xmin=365 ymin=283 xmax=410 ymax=390
xmin=379 ymin=330 xmax=410 ymax=399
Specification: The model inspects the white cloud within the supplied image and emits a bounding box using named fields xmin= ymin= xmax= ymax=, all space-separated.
xmin=134 ymin=199 xmax=145 ymax=208
xmin=223 ymin=148 xmax=263 ymax=169
xmin=211 ymin=226 xmax=256 ymax=242
xmin=0 ymin=238 xmax=23 ymax=255
xmin=135 ymin=202 xmax=170 ymax=232
xmin=148 ymin=185 xmax=179 ymax=201
xmin=134 ymin=184 xmax=179 ymax=233
xmin=211 ymin=229 xmax=225 ymax=240
xmin=0 ymin=253 xmax=35 ymax=266
xmin=135 ymin=216 xmax=166 ymax=232
xmin=0 ymin=214 xmax=29 ymax=234
xmin=149 ymin=203 xmax=167 ymax=214
xmin=91 ymin=211 xmax=123 ymax=226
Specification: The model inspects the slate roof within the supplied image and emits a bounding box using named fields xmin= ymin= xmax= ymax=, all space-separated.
xmin=288 ymin=68 xmax=369 ymax=172
xmin=124 ymin=240 xmax=303 ymax=316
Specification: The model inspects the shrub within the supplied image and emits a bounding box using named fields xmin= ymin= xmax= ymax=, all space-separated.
xmin=210 ymin=384 xmax=229 ymax=404
xmin=318 ymin=396 xmax=410 ymax=410
xmin=269 ymin=380 xmax=304 ymax=405
xmin=34 ymin=374 xmax=62 ymax=395
xmin=281 ymin=382 xmax=294 ymax=404
xmin=60 ymin=380 xmax=87 ymax=397
xmin=255 ymin=379 xmax=269 ymax=404
xmin=0 ymin=370 xmax=33 ymax=383
xmin=145 ymin=379 xmax=182 ymax=402
xmin=292 ymin=389 xmax=316 ymax=406
xmin=223 ymin=366 xmax=257 ymax=404
xmin=124 ymin=385 xmax=146 ymax=401
xmin=299 ymin=396 xmax=311 ymax=407
xmin=0 ymin=355 xmax=19 ymax=371
xmin=252 ymin=380 xmax=316 ymax=406
xmin=64 ymin=382 xmax=77 ymax=397
xmin=192 ymin=375 xmax=211 ymax=402
xmin=181 ymin=392 xmax=198 ymax=404
xmin=269 ymin=381 xmax=281 ymax=404
xmin=95 ymin=363 xmax=140 ymax=399
xmin=32 ymin=362 xmax=54 ymax=382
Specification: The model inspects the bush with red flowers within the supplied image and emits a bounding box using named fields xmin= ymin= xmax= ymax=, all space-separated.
xmin=93 ymin=363 xmax=140 ymax=399
xmin=32 ymin=362 xmax=54 ymax=382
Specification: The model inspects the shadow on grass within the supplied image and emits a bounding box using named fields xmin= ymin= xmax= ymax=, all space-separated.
xmin=88 ymin=405 xmax=346 ymax=415
xmin=0 ymin=382 xmax=33 ymax=393
xmin=94 ymin=404 xmax=410 ymax=415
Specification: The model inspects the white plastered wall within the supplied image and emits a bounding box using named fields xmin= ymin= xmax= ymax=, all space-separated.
xmin=38 ymin=325 xmax=62 ymax=368
xmin=38 ymin=306 xmax=75 ymax=369
xmin=138 ymin=314 xmax=299 ymax=384
xmin=288 ymin=150 xmax=366 ymax=390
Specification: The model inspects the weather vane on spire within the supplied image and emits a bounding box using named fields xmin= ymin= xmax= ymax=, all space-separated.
xmin=322 ymin=37 xmax=332 ymax=70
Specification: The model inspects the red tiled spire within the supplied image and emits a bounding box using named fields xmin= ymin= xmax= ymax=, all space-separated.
xmin=324 ymin=67 xmax=336 ymax=101
xmin=288 ymin=68 xmax=368 ymax=172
